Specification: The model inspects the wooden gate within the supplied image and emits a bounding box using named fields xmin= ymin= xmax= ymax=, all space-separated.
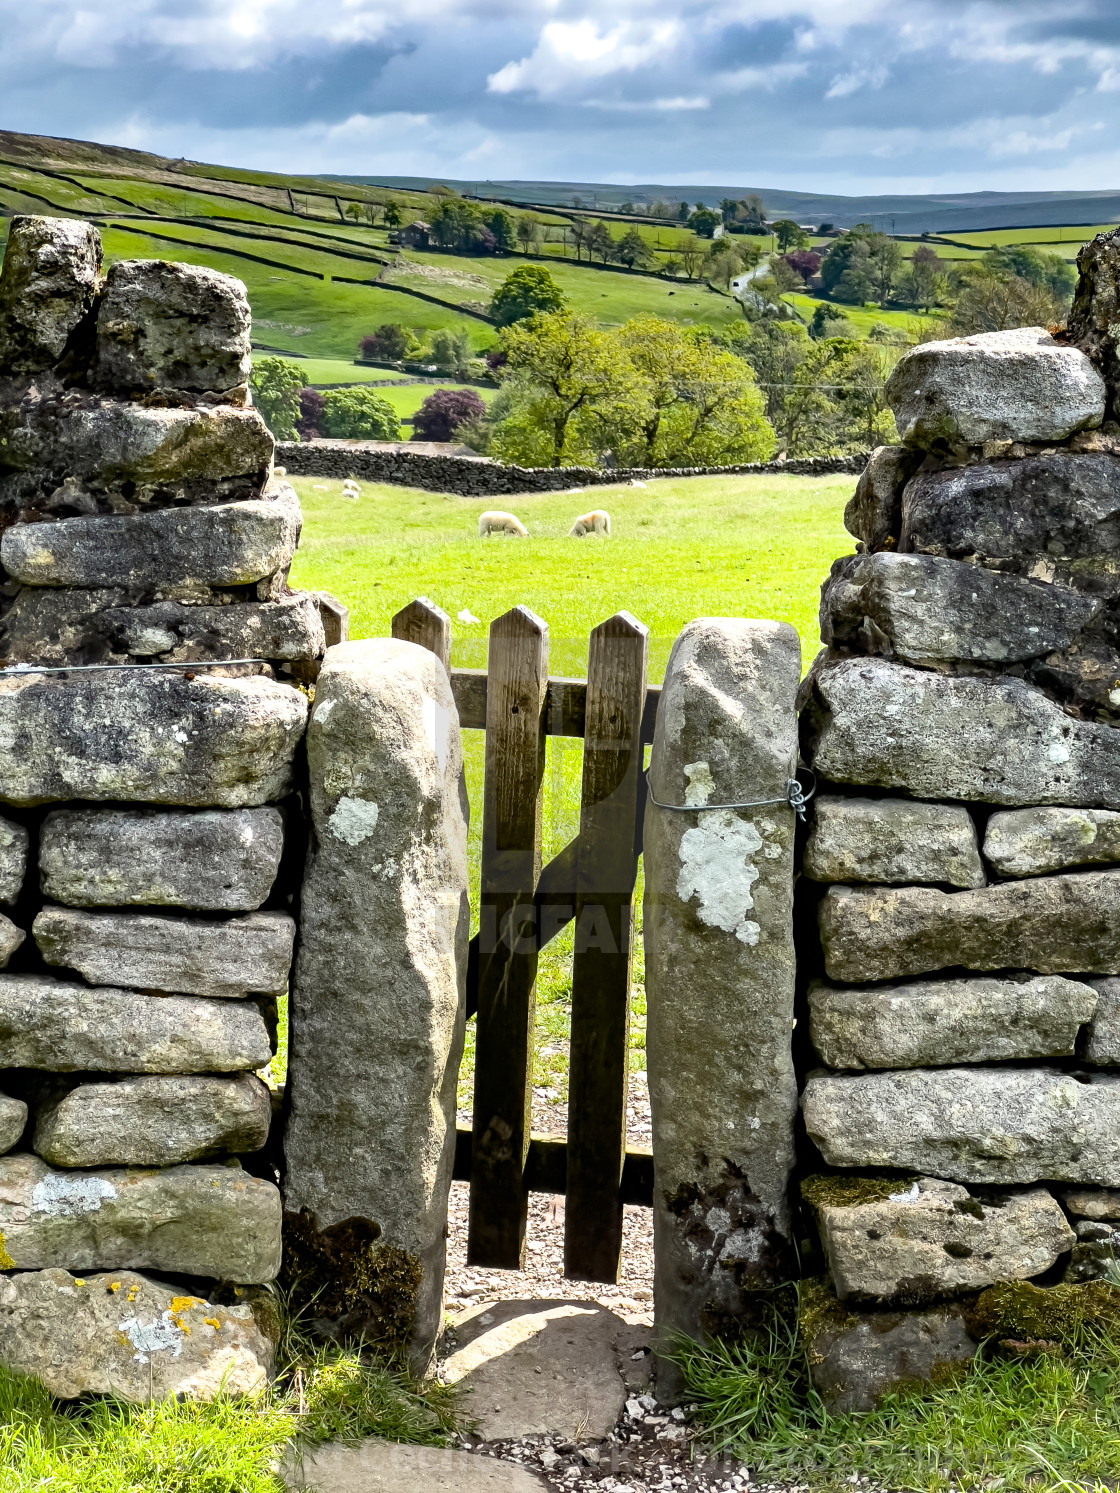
xmin=392 ymin=597 xmax=657 ymax=1284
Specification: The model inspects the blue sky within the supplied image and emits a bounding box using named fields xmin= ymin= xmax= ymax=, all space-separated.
xmin=3 ymin=1 xmax=1120 ymax=192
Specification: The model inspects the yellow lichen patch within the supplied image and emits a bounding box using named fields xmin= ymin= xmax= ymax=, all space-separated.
xmin=73 ymin=1279 xmax=85 ymax=1287
xmin=107 ymin=1281 xmax=121 ymax=1293
xmin=126 ymin=1285 xmax=139 ymax=1302
xmin=169 ymin=1296 xmax=205 ymax=1313
xmin=0 ymin=1229 xmax=15 ymax=1271
xmin=204 ymin=1317 xmax=221 ymax=1331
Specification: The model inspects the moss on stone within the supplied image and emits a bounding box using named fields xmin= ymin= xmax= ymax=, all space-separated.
xmin=797 ymin=1275 xmax=857 ymax=1364
xmin=967 ymin=1279 xmax=1120 ymax=1349
xmin=800 ymin=1173 xmax=919 ymax=1215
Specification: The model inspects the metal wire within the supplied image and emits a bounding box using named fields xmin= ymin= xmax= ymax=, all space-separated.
xmin=644 ymin=767 xmax=817 ymax=822
xmin=0 ymin=658 xmax=270 ymax=677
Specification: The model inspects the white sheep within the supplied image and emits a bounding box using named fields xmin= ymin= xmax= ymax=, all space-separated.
xmin=273 ymin=465 xmax=287 ymax=479
xmin=568 ymin=509 xmax=611 ymax=537
xmin=478 ymin=510 xmax=530 ymax=538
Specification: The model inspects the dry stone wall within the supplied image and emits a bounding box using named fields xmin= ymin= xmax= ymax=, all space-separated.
xmin=795 ymin=230 xmax=1120 ymax=1411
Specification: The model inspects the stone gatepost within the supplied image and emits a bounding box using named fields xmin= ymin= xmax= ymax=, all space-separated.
xmin=283 ymin=639 xmax=469 ymax=1372
xmin=644 ymin=619 xmax=801 ymax=1401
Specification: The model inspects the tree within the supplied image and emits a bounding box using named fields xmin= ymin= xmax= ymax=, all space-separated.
xmin=483 ymin=208 xmax=516 ymax=253
xmin=249 ymin=357 xmax=304 ymax=440
xmin=678 ymin=201 xmax=691 ymax=221
xmin=772 ymin=219 xmax=808 ymax=251
xmin=296 ymin=387 xmax=325 ymax=440
xmin=319 ymin=387 xmax=400 ymax=441
xmin=413 ymin=387 xmax=487 ymax=442
xmin=676 ymin=234 xmax=706 ymax=280
xmin=516 ymin=213 xmax=544 ymax=254
xmin=429 ymin=326 xmax=473 ymax=375
xmin=867 ymin=235 xmax=903 ymax=306
xmin=705 ymin=243 xmax=743 ymax=290
xmin=363 ymin=201 xmax=381 ymax=227
xmin=383 ymin=201 xmax=402 ymax=228
xmin=898 ymin=245 xmax=944 ymax=311
xmin=489 ymin=266 xmax=566 ymax=327
xmin=820 ymin=225 xmax=900 ymax=306
xmin=767 ymin=257 xmax=802 ymax=295
xmin=947 ymin=269 xmax=1064 ymax=336
xmin=587 ymin=221 xmax=616 ymax=263
xmin=809 ymin=303 xmax=850 ymax=340
xmin=568 ymin=217 xmax=592 ymax=261
xmin=615 ymin=227 xmax=654 ymax=269
xmin=784 ymin=250 xmax=822 ymax=285
xmin=687 ymin=206 xmax=721 ymax=238
xmin=345 ymin=202 xmax=363 ymax=225
xmin=982 ymin=245 xmax=1076 ymax=305
xmin=359 ymin=324 xmax=411 ymax=361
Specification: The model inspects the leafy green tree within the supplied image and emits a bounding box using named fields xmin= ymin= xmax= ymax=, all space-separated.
xmin=772 ymin=219 xmax=808 ymax=251
xmin=947 ymin=268 xmax=1064 ymax=336
xmin=615 ymin=227 xmax=654 ymax=269
xmin=867 ymin=235 xmax=903 ymax=306
xmin=821 ymin=225 xmax=879 ymax=302
xmin=383 ymin=201 xmax=402 ymax=228
xmin=429 ymin=326 xmax=473 ymax=375
xmin=587 ymin=221 xmax=616 ymax=263
xmin=515 ymin=213 xmax=544 ymax=254
xmin=489 ymin=266 xmax=566 ymax=327
xmin=249 ymin=357 xmax=304 ymax=440
xmin=319 ymin=387 xmax=400 ymax=441
xmin=676 ymin=234 xmax=706 ymax=280
xmin=898 ymin=246 xmax=945 ymax=311
xmin=982 ymin=245 xmax=1076 ymax=304
xmin=429 ymin=197 xmax=480 ymax=250
xmin=484 ymin=208 xmax=517 ymax=253
xmin=809 ymin=304 xmax=851 ymax=340
xmin=345 ymin=202 xmax=363 ymax=224
xmin=687 ymin=206 xmax=721 ymax=238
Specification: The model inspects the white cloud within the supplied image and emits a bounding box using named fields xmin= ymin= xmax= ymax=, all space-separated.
xmin=488 ymin=18 xmax=683 ymax=97
xmin=825 ymin=62 xmax=888 ymax=98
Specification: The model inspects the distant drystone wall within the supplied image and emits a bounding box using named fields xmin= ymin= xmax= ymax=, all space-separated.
xmin=276 ymin=440 xmax=866 ymax=496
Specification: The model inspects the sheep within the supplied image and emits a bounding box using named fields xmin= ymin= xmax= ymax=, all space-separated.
xmin=478 ymin=510 xmax=529 ymax=538
xmin=341 ymin=478 xmax=362 ymax=502
xmin=568 ymin=509 xmax=611 ymax=538
xmin=273 ymin=465 xmax=287 ymax=479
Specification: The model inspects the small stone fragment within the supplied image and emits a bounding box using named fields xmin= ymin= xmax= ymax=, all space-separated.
xmin=33 ymin=1074 xmax=272 ymax=1167
xmin=0 ymin=1269 xmax=274 ymax=1402
xmin=1060 ymin=1188 xmax=1120 ymax=1220
xmin=842 ymin=445 xmax=920 ymax=550
xmin=804 ymin=796 xmax=983 ymax=888
xmin=818 ymin=870 xmax=1120 ymax=983
xmin=0 ymin=1091 xmax=27 ymax=1154
xmin=820 ymin=551 xmax=1100 ymax=667
xmin=984 ymin=806 xmax=1120 ymax=878
xmin=798 ymin=1277 xmax=977 ymax=1414
xmin=807 ymin=657 xmax=1120 ymax=807
xmin=885 ymin=327 xmax=1105 ymax=447
xmin=0 ymin=816 xmax=29 ymax=904
xmin=0 ymin=668 xmax=307 ymax=807
xmin=94 ymin=259 xmax=252 ymax=395
xmin=0 ymin=1153 xmax=281 ymax=1281
xmin=40 ymin=806 xmax=284 ymax=911
xmin=802 ymin=1067 xmax=1120 ymax=1185
xmin=0 ymin=973 xmax=272 ymax=1072
xmin=809 ymin=973 xmax=1097 ymax=1069
xmin=0 ymin=915 xmax=23 ymax=968
xmin=0 ymin=216 xmax=102 ymax=375
xmin=34 ymin=906 xmax=295 ymax=998
xmin=812 ymin=1178 xmax=1074 ymax=1304
xmin=1081 ymin=977 xmax=1120 ymax=1064
xmin=2 ymin=488 xmax=300 ymax=591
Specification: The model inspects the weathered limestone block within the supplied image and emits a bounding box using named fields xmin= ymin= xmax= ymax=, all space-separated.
xmin=0 ymin=216 xmax=102 ymax=375
xmin=1066 ymin=226 xmax=1120 ymax=415
xmin=0 ymin=1269 xmax=274 ymax=1402
xmin=0 ymin=1154 xmax=281 ymax=1281
xmin=644 ymin=619 xmax=800 ymax=1399
xmin=94 ymin=260 xmax=252 ymax=395
xmin=285 ymin=639 xmax=469 ymax=1371
xmin=0 ymin=916 xmax=23 ymax=968
xmin=2 ymin=487 xmax=299 ymax=591
xmin=885 ymin=328 xmax=1105 ymax=447
xmin=40 ymin=806 xmax=285 ymax=910
xmin=818 ymin=870 xmax=1120 ymax=983
xmin=810 ymin=1178 xmax=1074 ymax=1304
xmin=821 ymin=551 xmax=1100 ymax=667
xmin=799 ymin=1279 xmax=977 ymax=1414
xmin=0 ymin=817 xmax=28 ymax=904
xmin=2 ymin=589 xmax=325 ymax=667
xmin=842 ymin=445 xmax=920 ymax=550
xmin=34 ymin=907 xmax=295 ymax=998
xmin=802 ymin=1068 xmax=1120 ymax=1185
xmin=804 ymin=796 xmax=983 ymax=888
xmin=0 ymin=399 xmax=273 ymax=504
xmin=900 ymin=454 xmax=1120 ymax=595
xmin=0 ymin=1092 xmax=26 ymax=1154
xmin=985 ymin=807 xmax=1120 ymax=879
xmin=1081 ymin=977 xmax=1120 ymax=1064
xmin=0 ymin=974 xmax=272 ymax=1072
xmin=807 ymin=657 xmax=1120 ymax=806
xmin=0 ymin=668 xmax=307 ymax=807
xmin=809 ymin=973 xmax=1096 ymax=1069
xmin=1061 ymin=1188 xmax=1120 ymax=1220
xmin=33 ymin=1074 xmax=271 ymax=1167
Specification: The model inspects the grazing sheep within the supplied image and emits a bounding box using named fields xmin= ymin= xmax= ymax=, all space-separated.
xmin=273 ymin=465 xmax=287 ymax=479
xmin=568 ymin=509 xmax=611 ymax=538
xmin=478 ymin=510 xmax=530 ymax=538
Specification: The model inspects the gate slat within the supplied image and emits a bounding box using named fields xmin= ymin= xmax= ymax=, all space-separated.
xmin=564 ymin=611 xmax=649 ymax=1281
xmin=391 ymin=596 xmax=451 ymax=675
xmin=468 ymin=605 xmax=549 ymax=1269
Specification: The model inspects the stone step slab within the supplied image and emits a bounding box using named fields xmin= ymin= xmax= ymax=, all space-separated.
xmin=0 ymin=1092 xmax=26 ymax=1154
xmin=0 ymin=216 xmax=102 ymax=376
xmin=34 ymin=906 xmax=295 ymax=997
xmin=900 ymin=453 xmax=1120 ymax=594
xmin=285 ymin=1442 xmax=549 ymax=1492
xmin=0 ymin=1269 xmax=275 ymax=1402
xmin=94 ymin=260 xmax=252 ymax=396
xmin=807 ymin=656 xmax=1120 ymax=806
xmin=0 ymin=973 xmax=272 ymax=1072
xmin=821 ymin=551 xmax=1100 ymax=667
xmin=818 ymin=869 xmax=1120 ymax=983
xmin=33 ymin=1074 xmax=272 ymax=1167
xmin=1 ymin=487 xmax=299 ymax=591
xmin=809 ymin=973 xmax=1097 ymax=1069
xmin=802 ymin=1067 xmax=1120 ymax=1185
xmin=804 ymin=795 xmax=984 ymax=889
xmin=885 ymin=327 xmax=1105 ymax=447
xmin=0 ymin=1154 xmax=282 ymax=1280
xmin=0 ymin=817 xmax=28 ymax=905
xmin=810 ymin=1177 xmax=1074 ymax=1304
xmin=40 ymin=805 xmax=285 ymax=911
xmin=0 ymin=667 xmax=307 ymax=807
xmin=2 ymin=589 xmax=325 ymax=667
xmin=984 ymin=807 xmax=1120 ymax=879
